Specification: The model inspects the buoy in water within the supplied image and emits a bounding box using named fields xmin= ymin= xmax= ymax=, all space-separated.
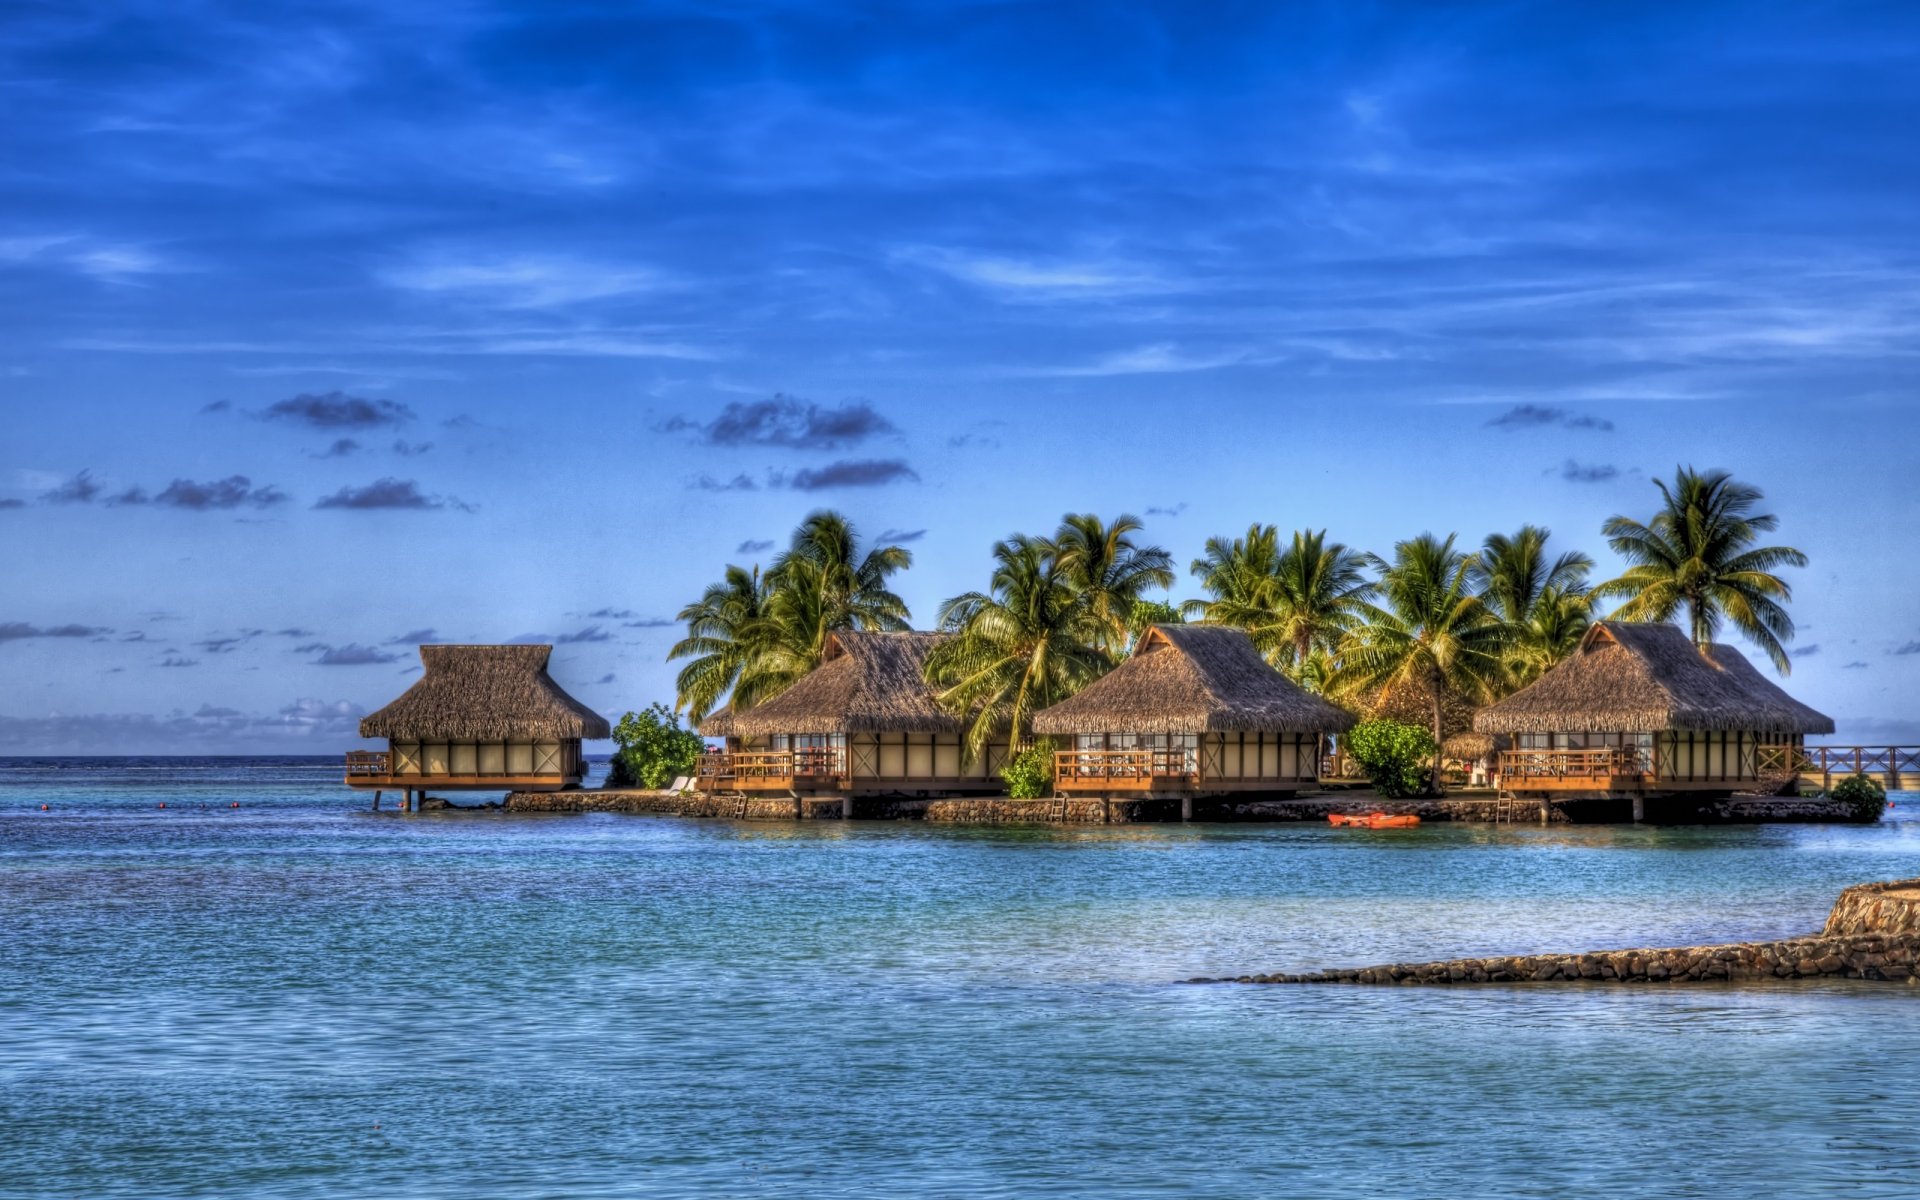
xmin=157 ymin=802 xmax=167 ymax=809
xmin=230 ymin=801 xmax=240 ymax=808
xmin=39 ymin=804 xmax=49 ymax=811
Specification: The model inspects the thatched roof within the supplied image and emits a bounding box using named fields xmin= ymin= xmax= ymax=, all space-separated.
xmin=1361 ymin=674 xmax=1480 ymax=742
xmin=696 ymin=706 xmax=735 ymax=738
xmin=1032 ymin=625 xmax=1355 ymax=736
xmin=729 ymin=631 xmax=964 ymax=737
xmin=359 ymin=645 xmax=612 ymax=741
xmin=1443 ymin=732 xmax=1496 ymax=761
xmin=1474 ymin=621 xmax=1835 ymax=735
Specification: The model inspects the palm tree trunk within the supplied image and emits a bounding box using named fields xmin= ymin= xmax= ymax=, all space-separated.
xmin=1430 ymin=679 xmax=1444 ymax=798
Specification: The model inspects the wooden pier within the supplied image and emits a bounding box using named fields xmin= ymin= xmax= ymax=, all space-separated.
xmin=1757 ymin=745 xmax=1919 ymax=793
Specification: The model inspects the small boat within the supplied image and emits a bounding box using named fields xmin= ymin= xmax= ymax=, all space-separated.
xmin=1328 ymin=812 xmax=1421 ymax=829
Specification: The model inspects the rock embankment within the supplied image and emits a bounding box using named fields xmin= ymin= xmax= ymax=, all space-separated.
xmin=1824 ymin=879 xmax=1920 ymax=936
xmin=1212 ymin=877 xmax=1920 ymax=986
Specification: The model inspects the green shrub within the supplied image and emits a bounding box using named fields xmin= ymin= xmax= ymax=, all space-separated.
xmin=1344 ymin=718 xmax=1437 ymax=799
xmin=1830 ymin=773 xmax=1888 ymax=823
xmin=1002 ymin=741 xmax=1056 ymax=799
xmin=608 ymin=703 xmax=704 ymax=790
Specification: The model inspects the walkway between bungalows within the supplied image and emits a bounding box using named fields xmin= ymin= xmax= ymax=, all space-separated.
xmin=1765 ymin=745 xmax=1920 ymax=793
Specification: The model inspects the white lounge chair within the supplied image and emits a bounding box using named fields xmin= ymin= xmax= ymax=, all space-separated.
xmin=666 ymin=775 xmax=692 ymax=794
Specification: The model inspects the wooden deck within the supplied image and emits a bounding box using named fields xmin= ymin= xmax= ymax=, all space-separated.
xmin=1051 ymin=749 xmax=1317 ymax=795
xmin=341 ymin=751 xmax=572 ymax=792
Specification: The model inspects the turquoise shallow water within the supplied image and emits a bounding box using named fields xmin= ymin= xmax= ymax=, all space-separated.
xmin=5 ymin=759 xmax=1920 ymax=1199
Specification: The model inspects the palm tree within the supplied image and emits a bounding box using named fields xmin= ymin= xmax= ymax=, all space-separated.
xmin=768 ymin=511 xmax=914 ymax=657
xmin=925 ymin=535 xmax=1111 ymax=761
xmin=1186 ymin=525 xmax=1374 ymax=685
xmin=1592 ymin=467 xmax=1806 ymax=671
xmin=1472 ymin=526 xmax=1594 ymax=687
xmin=1510 ymin=585 xmax=1593 ymax=687
xmin=669 ymin=511 xmax=914 ymax=719
xmin=1050 ymin=512 xmax=1175 ymax=653
xmin=1334 ymin=533 xmax=1513 ymax=794
xmin=1184 ymin=523 xmax=1286 ymax=658
xmin=667 ymin=565 xmax=780 ymax=722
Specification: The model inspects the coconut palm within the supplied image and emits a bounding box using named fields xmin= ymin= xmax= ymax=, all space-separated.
xmin=1472 ymin=525 xmax=1594 ymax=687
xmin=667 ymin=565 xmax=780 ymax=723
xmin=1050 ymin=512 xmax=1176 ymax=653
xmin=1185 ymin=525 xmax=1374 ymax=685
xmin=1509 ymin=585 xmax=1594 ymax=687
xmin=670 ymin=511 xmax=914 ymax=719
xmin=1334 ymin=533 xmax=1513 ymax=794
xmin=1592 ymin=467 xmax=1806 ymax=671
xmin=768 ymin=510 xmax=914 ymax=655
xmin=926 ymin=535 xmax=1112 ymax=761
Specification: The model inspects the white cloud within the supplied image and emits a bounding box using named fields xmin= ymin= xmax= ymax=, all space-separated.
xmin=382 ymin=252 xmax=666 ymax=308
xmin=0 ymin=233 xmax=170 ymax=282
xmin=899 ymin=246 xmax=1176 ymax=299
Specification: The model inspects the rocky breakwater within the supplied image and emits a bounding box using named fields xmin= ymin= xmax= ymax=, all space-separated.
xmin=1206 ymin=877 xmax=1920 ymax=986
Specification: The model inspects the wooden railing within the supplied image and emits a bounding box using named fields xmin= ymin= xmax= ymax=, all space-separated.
xmin=1498 ymin=748 xmax=1646 ymax=781
xmin=1757 ymin=745 xmax=1920 ymax=779
xmin=1054 ymin=748 xmax=1194 ymax=786
xmin=694 ymin=749 xmax=845 ymax=786
xmin=345 ymin=751 xmax=390 ymax=777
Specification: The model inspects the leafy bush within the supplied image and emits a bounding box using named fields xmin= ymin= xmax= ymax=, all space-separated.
xmin=1344 ymin=718 xmax=1437 ymax=799
xmin=1002 ymin=741 xmax=1056 ymax=799
xmin=608 ymin=703 xmax=704 ymax=790
xmin=1831 ymin=773 xmax=1888 ymax=823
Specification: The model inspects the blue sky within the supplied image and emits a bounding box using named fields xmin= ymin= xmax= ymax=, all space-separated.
xmin=4 ymin=0 xmax=1919 ymax=752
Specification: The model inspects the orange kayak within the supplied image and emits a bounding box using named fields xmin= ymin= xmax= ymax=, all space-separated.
xmin=1329 ymin=812 xmax=1421 ymax=829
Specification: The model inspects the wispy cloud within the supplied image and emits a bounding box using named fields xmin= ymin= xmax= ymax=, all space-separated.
xmin=261 ymin=392 xmax=413 ymax=429
xmin=313 ymin=478 xmax=469 ymax=511
xmin=1559 ymin=460 xmax=1620 ymax=483
xmin=0 ymin=234 xmax=169 ymax=283
xmin=691 ymin=473 xmax=759 ymax=493
xmin=621 ymin=617 xmax=675 ymax=629
xmin=1145 ymin=502 xmax=1188 ymax=518
xmin=1790 ymin=644 xmax=1821 ymax=658
xmin=309 ymin=643 xmax=401 ymax=665
xmin=736 ymin=538 xmax=774 ymax=553
xmin=0 ymin=621 xmax=110 ymax=643
xmin=784 ymin=459 xmax=918 ymax=490
xmin=41 ymin=471 xmax=101 ymax=504
xmin=877 ymin=528 xmax=926 ymax=543
xmin=1488 ymin=404 xmax=1615 ymax=432
xmin=902 ymin=247 xmax=1174 ymax=300
xmin=382 ymin=252 xmax=664 ymax=308
xmin=662 ymin=397 xmax=896 ymax=450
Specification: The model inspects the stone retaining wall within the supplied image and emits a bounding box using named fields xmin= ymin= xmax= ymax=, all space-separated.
xmin=499 ymin=788 xmax=1860 ymax=826
xmin=1217 ymin=934 xmax=1920 ymax=985
xmin=1214 ymin=876 xmax=1920 ymax=986
xmin=1824 ymin=879 xmax=1920 ymax=936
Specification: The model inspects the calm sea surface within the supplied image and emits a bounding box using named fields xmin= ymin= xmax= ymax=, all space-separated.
xmin=4 ymin=758 xmax=1920 ymax=1199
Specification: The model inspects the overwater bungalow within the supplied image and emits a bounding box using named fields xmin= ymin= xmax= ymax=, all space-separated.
xmin=694 ymin=631 xmax=1011 ymax=798
xmin=1031 ymin=624 xmax=1355 ymax=813
xmin=1474 ymin=621 xmax=1834 ymax=808
xmin=344 ymin=644 xmax=610 ymax=807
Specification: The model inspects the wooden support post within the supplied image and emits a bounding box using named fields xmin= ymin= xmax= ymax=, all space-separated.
xmin=843 ymin=795 xmax=854 ymax=820
xmin=1632 ymin=795 xmax=1645 ymax=823
xmin=1539 ymin=799 xmax=1549 ymax=825
xmin=1180 ymin=795 xmax=1192 ymax=822
xmin=373 ymin=790 xmax=382 ymax=811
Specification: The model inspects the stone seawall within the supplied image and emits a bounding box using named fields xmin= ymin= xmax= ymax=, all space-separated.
xmin=1213 ymin=876 xmax=1920 ymax=986
xmin=1824 ymin=879 xmax=1920 ymax=936
xmin=500 ymin=789 xmax=1859 ymax=825
xmin=1219 ymin=934 xmax=1920 ymax=985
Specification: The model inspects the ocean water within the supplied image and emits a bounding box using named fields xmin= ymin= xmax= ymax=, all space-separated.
xmin=4 ymin=758 xmax=1920 ymax=1199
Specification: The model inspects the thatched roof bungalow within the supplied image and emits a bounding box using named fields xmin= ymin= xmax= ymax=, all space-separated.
xmin=1032 ymin=624 xmax=1354 ymax=796
xmin=693 ymin=631 xmax=1009 ymax=797
xmin=347 ymin=644 xmax=610 ymax=796
xmin=1474 ymin=621 xmax=1833 ymax=796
